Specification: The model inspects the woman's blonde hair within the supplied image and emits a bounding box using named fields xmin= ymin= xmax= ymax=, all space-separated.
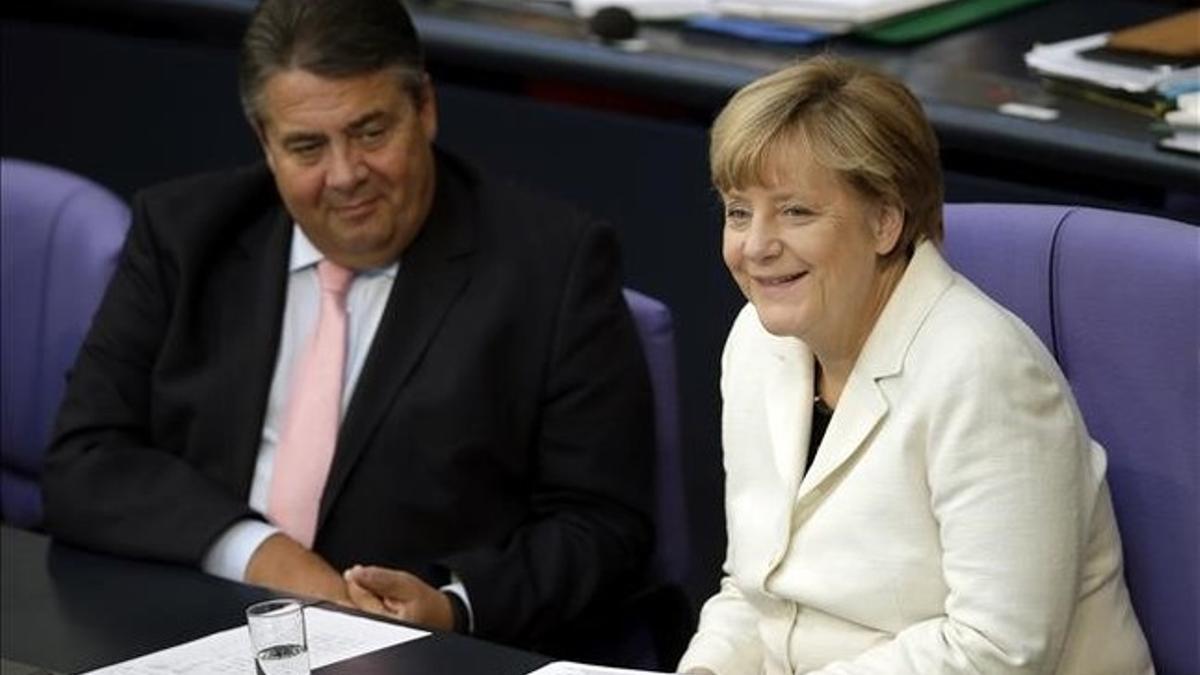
xmin=711 ymin=55 xmax=943 ymax=258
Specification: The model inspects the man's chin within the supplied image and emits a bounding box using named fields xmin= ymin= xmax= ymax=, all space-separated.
xmin=328 ymin=236 xmax=402 ymax=269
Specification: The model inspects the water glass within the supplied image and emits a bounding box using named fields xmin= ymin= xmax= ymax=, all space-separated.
xmin=245 ymin=598 xmax=311 ymax=675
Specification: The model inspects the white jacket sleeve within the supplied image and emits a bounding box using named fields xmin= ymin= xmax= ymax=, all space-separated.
xmin=678 ymin=575 xmax=766 ymax=674
xmin=678 ymin=306 xmax=768 ymax=675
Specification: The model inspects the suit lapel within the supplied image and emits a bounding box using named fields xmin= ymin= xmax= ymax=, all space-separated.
xmin=213 ymin=206 xmax=292 ymax=496
xmin=318 ymin=159 xmax=477 ymax=527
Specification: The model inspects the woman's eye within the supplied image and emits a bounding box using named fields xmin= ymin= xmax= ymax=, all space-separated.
xmin=724 ymin=208 xmax=752 ymax=231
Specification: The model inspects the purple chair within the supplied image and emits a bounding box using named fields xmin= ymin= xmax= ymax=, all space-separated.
xmin=1 ymin=158 xmax=129 ymax=529
xmin=621 ymin=288 xmax=694 ymax=668
xmin=624 ymin=288 xmax=689 ymax=591
xmin=553 ymin=289 xmax=692 ymax=669
xmin=943 ymin=204 xmax=1199 ymax=675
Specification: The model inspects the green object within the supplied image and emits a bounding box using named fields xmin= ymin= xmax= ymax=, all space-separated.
xmin=856 ymin=0 xmax=1047 ymax=44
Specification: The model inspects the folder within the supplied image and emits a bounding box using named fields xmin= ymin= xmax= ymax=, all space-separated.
xmin=855 ymin=0 xmax=1046 ymax=44
xmin=1106 ymin=9 xmax=1200 ymax=60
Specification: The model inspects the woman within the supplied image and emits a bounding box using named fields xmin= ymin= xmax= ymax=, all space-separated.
xmin=679 ymin=56 xmax=1152 ymax=675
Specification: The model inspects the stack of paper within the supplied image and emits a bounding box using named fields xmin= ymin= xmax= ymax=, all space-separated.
xmin=1025 ymin=32 xmax=1198 ymax=117
xmin=1024 ymin=9 xmax=1199 ymax=119
xmin=571 ymin=0 xmax=956 ymax=31
xmin=1025 ymin=33 xmax=1181 ymax=94
xmin=1160 ymin=91 xmax=1200 ymax=156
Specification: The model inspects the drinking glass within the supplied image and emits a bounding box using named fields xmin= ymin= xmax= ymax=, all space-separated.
xmin=245 ymin=598 xmax=311 ymax=675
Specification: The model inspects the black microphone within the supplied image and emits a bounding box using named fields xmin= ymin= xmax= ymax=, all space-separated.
xmin=588 ymin=5 xmax=648 ymax=51
xmin=589 ymin=5 xmax=638 ymax=42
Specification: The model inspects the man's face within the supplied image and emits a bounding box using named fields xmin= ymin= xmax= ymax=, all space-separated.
xmin=257 ymin=67 xmax=438 ymax=270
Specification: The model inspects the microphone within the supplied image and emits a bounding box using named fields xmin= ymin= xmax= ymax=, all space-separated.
xmin=590 ymin=5 xmax=637 ymax=41
xmin=588 ymin=5 xmax=647 ymax=51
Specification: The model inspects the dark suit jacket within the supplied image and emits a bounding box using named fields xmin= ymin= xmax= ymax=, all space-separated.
xmin=43 ymin=151 xmax=655 ymax=647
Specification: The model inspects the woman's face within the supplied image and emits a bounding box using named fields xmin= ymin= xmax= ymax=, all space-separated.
xmin=721 ymin=145 xmax=902 ymax=354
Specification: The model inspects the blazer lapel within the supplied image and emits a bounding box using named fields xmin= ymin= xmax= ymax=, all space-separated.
xmin=794 ymin=242 xmax=954 ymax=502
xmin=318 ymin=160 xmax=477 ymax=526
xmin=764 ymin=340 xmax=814 ymax=499
xmin=212 ymin=206 xmax=292 ymax=496
xmin=796 ymin=372 xmax=887 ymax=501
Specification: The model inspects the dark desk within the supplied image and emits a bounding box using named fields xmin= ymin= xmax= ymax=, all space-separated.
xmin=0 ymin=526 xmax=551 ymax=675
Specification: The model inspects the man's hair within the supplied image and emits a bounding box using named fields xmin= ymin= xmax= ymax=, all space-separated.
xmin=239 ymin=0 xmax=425 ymax=127
xmin=710 ymin=55 xmax=944 ymax=259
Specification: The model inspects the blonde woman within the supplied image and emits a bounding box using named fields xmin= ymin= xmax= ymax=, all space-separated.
xmin=679 ymin=56 xmax=1152 ymax=675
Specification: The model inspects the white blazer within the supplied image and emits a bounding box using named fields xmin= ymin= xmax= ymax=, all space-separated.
xmin=680 ymin=243 xmax=1153 ymax=675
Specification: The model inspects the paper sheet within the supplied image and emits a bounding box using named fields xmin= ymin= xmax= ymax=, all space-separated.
xmin=528 ymin=662 xmax=668 ymax=675
xmin=82 ymin=607 xmax=428 ymax=674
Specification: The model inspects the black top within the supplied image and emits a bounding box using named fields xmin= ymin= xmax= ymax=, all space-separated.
xmin=806 ymin=397 xmax=834 ymax=477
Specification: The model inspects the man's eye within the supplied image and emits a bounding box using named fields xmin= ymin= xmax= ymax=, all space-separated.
xmin=358 ymin=127 xmax=388 ymax=145
xmin=288 ymin=143 xmax=323 ymax=159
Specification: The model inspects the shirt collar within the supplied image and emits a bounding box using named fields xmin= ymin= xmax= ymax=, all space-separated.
xmin=288 ymin=224 xmax=399 ymax=278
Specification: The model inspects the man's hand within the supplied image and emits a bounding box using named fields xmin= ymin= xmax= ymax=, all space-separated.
xmin=343 ymin=565 xmax=454 ymax=631
xmin=244 ymin=533 xmax=351 ymax=605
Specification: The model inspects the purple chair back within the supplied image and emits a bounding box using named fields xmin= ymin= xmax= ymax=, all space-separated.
xmin=1 ymin=158 xmax=129 ymax=529
xmin=600 ymin=288 xmax=695 ymax=668
xmin=943 ymin=203 xmax=1199 ymax=675
xmin=623 ymin=288 xmax=689 ymax=588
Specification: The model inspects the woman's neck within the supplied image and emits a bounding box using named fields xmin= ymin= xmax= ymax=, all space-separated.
xmin=811 ymin=258 xmax=907 ymax=407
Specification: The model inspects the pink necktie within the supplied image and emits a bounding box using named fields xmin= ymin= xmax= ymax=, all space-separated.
xmin=268 ymin=260 xmax=355 ymax=548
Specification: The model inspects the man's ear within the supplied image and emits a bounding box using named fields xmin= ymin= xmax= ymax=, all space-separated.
xmin=254 ymin=121 xmax=278 ymax=172
xmin=873 ymin=202 xmax=904 ymax=256
xmin=418 ymin=75 xmax=438 ymax=141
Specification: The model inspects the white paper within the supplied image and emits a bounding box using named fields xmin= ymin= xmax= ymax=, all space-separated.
xmin=712 ymin=0 xmax=954 ymax=25
xmin=570 ymin=0 xmax=952 ymax=24
xmin=1024 ymin=33 xmax=1177 ymax=94
xmin=528 ymin=662 xmax=668 ymax=675
xmin=82 ymin=607 xmax=429 ymax=674
xmin=1165 ymin=95 xmax=1200 ymax=130
xmin=1159 ymin=131 xmax=1200 ymax=156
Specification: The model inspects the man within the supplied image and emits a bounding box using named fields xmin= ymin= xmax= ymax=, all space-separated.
xmin=42 ymin=0 xmax=654 ymax=649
